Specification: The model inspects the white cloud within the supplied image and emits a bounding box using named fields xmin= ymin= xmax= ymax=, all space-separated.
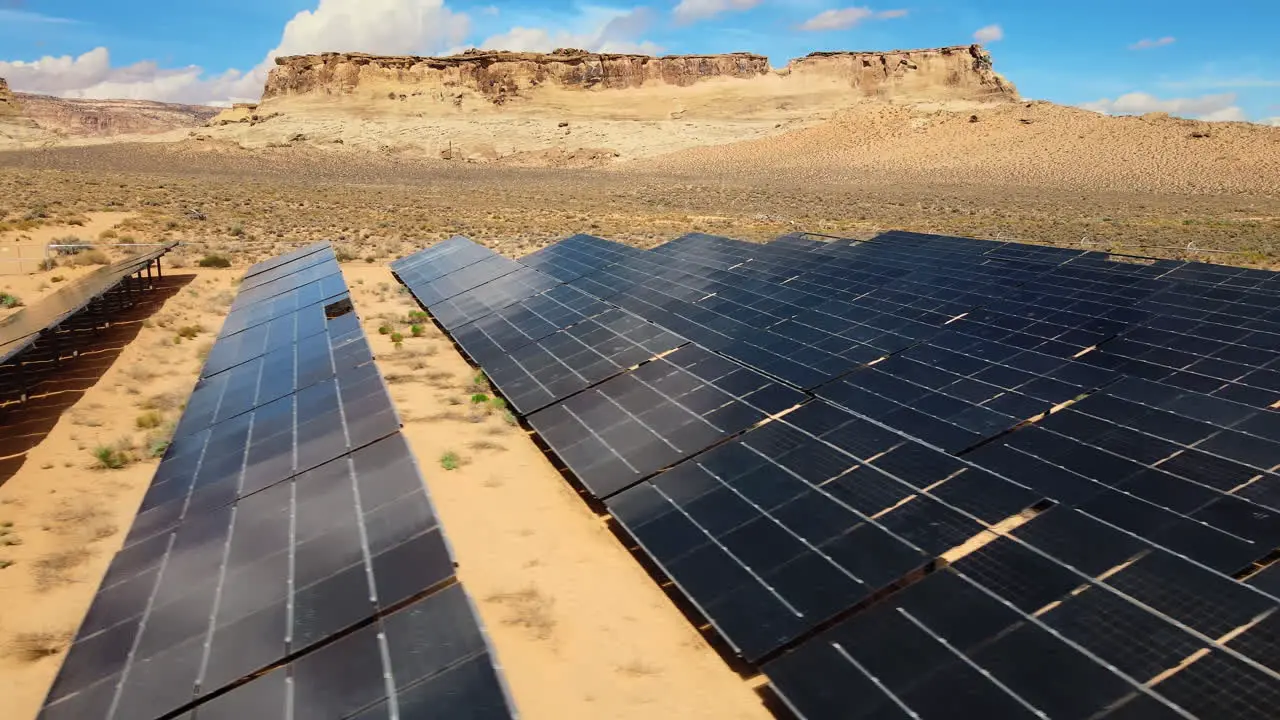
xmin=1264 ymin=117 xmax=1280 ymax=127
xmin=672 ymin=0 xmax=762 ymax=25
xmin=798 ymin=7 xmax=908 ymax=32
xmin=478 ymin=7 xmax=661 ymax=55
xmin=0 ymin=9 xmax=76 ymax=24
xmin=0 ymin=0 xmax=471 ymax=105
xmin=973 ymin=24 xmax=1003 ymax=43
xmin=0 ymin=48 xmax=261 ymax=105
xmin=1129 ymin=36 xmax=1175 ymax=50
xmin=1079 ymin=91 xmax=1251 ymax=122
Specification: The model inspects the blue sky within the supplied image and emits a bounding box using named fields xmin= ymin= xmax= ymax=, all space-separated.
xmin=1 ymin=0 xmax=1276 ymax=122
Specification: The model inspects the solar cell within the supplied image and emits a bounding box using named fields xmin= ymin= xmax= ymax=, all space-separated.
xmin=518 ymin=233 xmax=646 ymax=282
xmin=485 ymin=308 xmax=687 ymax=415
xmin=529 ymin=344 xmax=806 ymax=498
xmin=450 ymin=284 xmax=614 ymax=366
xmin=428 ymin=266 xmax=561 ymax=330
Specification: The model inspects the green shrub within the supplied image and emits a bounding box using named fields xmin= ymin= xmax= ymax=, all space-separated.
xmin=410 ymin=324 xmax=424 ymax=337
xmin=407 ymin=310 xmax=429 ymax=322
xmin=378 ymin=324 xmax=392 ymax=335
xmin=390 ymin=332 xmax=404 ymax=343
xmin=228 ymin=222 xmax=245 ymax=237
xmin=470 ymin=393 xmax=489 ymax=404
xmin=92 ymin=445 xmax=131 ymax=470
xmin=489 ymin=397 xmax=508 ymax=412
xmin=0 ymin=292 xmax=22 ymax=309
xmin=197 ymin=254 xmax=232 ymax=268
xmin=440 ymin=451 xmax=460 ymax=471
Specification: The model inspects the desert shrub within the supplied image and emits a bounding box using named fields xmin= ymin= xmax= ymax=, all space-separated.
xmin=228 ymin=222 xmax=245 ymax=237
xmin=23 ymin=205 xmax=48 ymax=220
xmin=67 ymin=249 xmax=109 ymax=266
xmin=50 ymin=275 xmax=65 ymax=283
xmin=176 ymin=325 xmax=203 ymax=339
xmin=489 ymin=397 xmax=508 ymax=412
xmin=0 ymin=292 xmax=22 ymax=309
xmin=334 ymin=246 xmax=356 ymax=263
xmin=378 ymin=324 xmax=392 ymax=335
xmin=38 ymin=258 xmax=57 ymax=271
xmin=99 ymin=229 xmax=118 ymax=240
xmin=407 ymin=310 xmax=429 ymax=322
xmin=390 ymin=332 xmax=404 ymax=343
xmin=135 ymin=411 xmax=163 ymax=430
xmin=440 ymin=451 xmax=460 ymax=471
xmin=92 ymin=445 xmax=131 ymax=470
xmin=470 ymin=393 xmax=490 ymax=404
xmin=197 ymin=254 xmax=231 ymax=268
xmin=410 ymin=324 xmax=424 ymax=337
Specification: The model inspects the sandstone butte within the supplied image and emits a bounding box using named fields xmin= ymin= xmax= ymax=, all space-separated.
xmin=257 ymin=44 xmax=1018 ymax=106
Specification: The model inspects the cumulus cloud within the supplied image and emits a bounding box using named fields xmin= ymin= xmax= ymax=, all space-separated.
xmin=0 ymin=48 xmax=261 ymax=105
xmin=798 ymin=7 xmax=908 ymax=32
xmin=973 ymin=24 xmax=1003 ymax=43
xmin=478 ymin=7 xmax=661 ymax=55
xmin=1079 ymin=92 xmax=1250 ymax=122
xmin=1265 ymin=117 xmax=1280 ymax=127
xmin=672 ymin=0 xmax=762 ymax=25
xmin=0 ymin=0 xmax=471 ymax=105
xmin=1129 ymin=36 xmax=1175 ymax=50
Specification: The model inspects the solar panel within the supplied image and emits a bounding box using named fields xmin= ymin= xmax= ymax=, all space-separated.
xmin=391 ymin=230 xmax=1280 ymax=720
xmin=485 ymin=308 xmax=687 ymax=415
xmin=0 ymin=244 xmax=176 ymax=366
xmin=517 ymin=233 xmax=646 ymax=282
xmin=528 ymin=344 xmax=806 ymax=498
xmin=39 ymin=244 xmax=515 ymax=720
xmin=450 ymin=284 xmax=614 ymax=366
xmin=429 ymin=266 xmax=561 ymax=331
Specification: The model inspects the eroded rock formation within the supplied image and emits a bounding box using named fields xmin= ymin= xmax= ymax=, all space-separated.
xmin=262 ymin=45 xmax=1017 ymax=104
xmin=0 ymin=78 xmax=17 ymax=117
xmin=9 ymin=93 xmax=219 ymax=137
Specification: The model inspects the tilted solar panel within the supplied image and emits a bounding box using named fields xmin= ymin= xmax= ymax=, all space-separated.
xmin=39 ymin=243 xmax=516 ymax=720
xmin=393 ymin=230 xmax=1280 ymax=720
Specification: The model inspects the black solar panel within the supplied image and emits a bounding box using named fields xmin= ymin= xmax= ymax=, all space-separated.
xmin=451 ymin=284 xmax=614 ymax=366
xmin=528 ymin=344 xmax=806 ymax=498
xmin=518 ymin=233 xmax=646 ymax=282
xmin=40 ymin=244 xmax=515 ymax=720
xmin=392 ymin=231 xmax=1280 ymax=720
xmin=485 ymin=308 xmax=687 ymax=415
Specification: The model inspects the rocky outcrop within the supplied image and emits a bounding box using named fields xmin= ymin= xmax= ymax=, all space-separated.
xmin=10 ymin=93 xmax=219 ymax=137
xmin=784 ymin=45 xmax=1017 ymax=100
xmin=0 ymin=78 xmax=17 ymax=117
xmin=261 ymin=45 xmax=1017 ymax=106
xmin=264 ymin=48 xmax=772 ymax=102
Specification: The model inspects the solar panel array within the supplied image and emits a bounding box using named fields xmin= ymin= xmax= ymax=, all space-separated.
xmin=395 ymin=231 xmax=1280 ymax=719
xmin=41 ymin=242 xmax=516 ymax=720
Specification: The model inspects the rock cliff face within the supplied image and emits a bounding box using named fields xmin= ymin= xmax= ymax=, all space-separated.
xmin=784 ymin=45 xmax=1016 ymax=100
xmin=0 ymin=78 xmax=17 ymax=117
xmin=262 ymin=45 xmax=1015 ymax=104
xmin=9 ymin=93 xmax=219 ymax=137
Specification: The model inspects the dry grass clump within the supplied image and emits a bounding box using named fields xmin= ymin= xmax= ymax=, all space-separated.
xmin=91 ymin=437 xmax=136 ymax=469
xmin=32 ymin=548 xmax=92 ymax=591
xmin=6 ymin=630 xmax=72 ymax=662
xmin=486 ymin=586 xmax=557 ymax=640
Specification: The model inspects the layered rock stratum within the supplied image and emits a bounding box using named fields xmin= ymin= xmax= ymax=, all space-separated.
xmin=0 ymin=78 xmax=17 ymax=117
xmin=261 ymin=45 xmax=1016 ymax=105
